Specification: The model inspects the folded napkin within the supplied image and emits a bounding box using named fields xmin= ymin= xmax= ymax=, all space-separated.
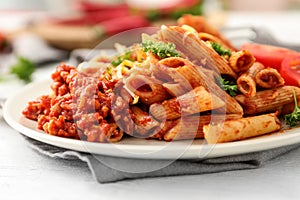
xmin=23 ymin=136 xmax=300 ymax=183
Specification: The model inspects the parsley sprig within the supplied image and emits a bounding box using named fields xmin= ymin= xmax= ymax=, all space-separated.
xmin=0 ymin=56 xmax=36 ymax=83
xmin=211 ymin=42 xmax=231 ymax=57
xmin=284 ymin=90 xmax=300 ymax=127
xmin=216 ymin=76 xmax=238 ymax=97
xmin=142 ymin=40 xmax=180 ymax=59
xmin=10 ymin=56 xmax=36 ymax=83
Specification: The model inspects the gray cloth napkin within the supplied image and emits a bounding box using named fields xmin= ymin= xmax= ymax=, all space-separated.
xmin=23 ymin=136 xmax=300 ymax=183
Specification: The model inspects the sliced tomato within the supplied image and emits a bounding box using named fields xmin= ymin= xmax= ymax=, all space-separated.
xmin=280 ymin=55 xmax=300 ymax=86
xmin=241 ymin=43 xmax=298 ymax=71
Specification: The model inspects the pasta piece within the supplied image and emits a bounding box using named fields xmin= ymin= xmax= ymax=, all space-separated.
xmin=255 ymin=67 xmax=285 ymax=88
xmin=131 ymin=106 xmax=160 ymax=137
xmin=159 ymin=25 xmax=237 ymax=78
xmin=237 ymin=62 xmax=265 ymax=97
xmin=149 ymin=120 xmax=179 ymax=140
xmin=279 ymin=99 xmax=300 ymax=115
xmin=158 ymin=57 xmax=208 ymax=93
xmin=198 ymin=32 xmax=233 ymax=51
xmin=124 ymin=74 xmax=170 ymax=105
xmin=163 ymin=114 xmax=242 ymax=141
xmin=202 ymin=67 xmax=218 ymax=81
xmin=162 ymin=83 xmax=189 ymax=97
xmin=157 ymin=57 xmax=243 ymax=114
xmin=104 ymin=124 xmax=124 ymax=143
xmin=203 ymin=113 xmax=281 ymax=144
xmin=229 ymin=50 xmax=255 ymax=73
xmin=150 ymin=86 xmax=225 ymax=121
xmin=235 ymin=86 xmax=300 ymax=115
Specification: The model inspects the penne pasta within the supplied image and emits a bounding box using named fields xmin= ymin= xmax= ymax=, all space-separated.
xmin=162 ymin=83 xmax=189 ymax=97
xmin=198 ymin=32 xmax=233 ymax=51
xmin=157 ymin=57 xmax=243 ymax=115
xmin=163 ymin=113 xmax=242 ymax=141
xmin=149 ymin=120 xmax=179 ymax=140
xmin=150 ymin=86 xmax=225 ymax=121
xmin=235 ymin=85 xmax=300 ymax=115
xmin=279 ymin=99 xmax=300 ymax=115
xmin=131 ymin=106 xmax=160 ymax=137
xmin=159 ymin=25 xmax=237 ymax=78
xmin=255 ymin=67 xmax=285 ymax=88
xmin=229 ymin=50 xmax=255 ymax=73
xmin=237 ymin=62 xmax=265 ymax=97
xmin=124 ymin=74 xmax=170 ymax=105
xmin=203 ymin=113 xmax=281 ymax=144
xmin=158 ymin=57 xmax=208 ymax=92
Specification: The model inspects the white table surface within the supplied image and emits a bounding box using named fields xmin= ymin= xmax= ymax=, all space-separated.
xmin=1 ymin=11 xmax=300 ymax=200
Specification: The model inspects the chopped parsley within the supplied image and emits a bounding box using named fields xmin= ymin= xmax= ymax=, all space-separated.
xmin=111 ymin=51 xmax=133 ymax=67
xmin=10 ymin=56 xmax=36 ymax=83
xmin=211 ymin=42 xmax=231 ymax=57
xmin=216 ymin=76 xmax=238 ymax=97
xmin=284 ymin=90 xmax=300 ymax=127
xmin=142 ymin=40 xmax=180 ymax=59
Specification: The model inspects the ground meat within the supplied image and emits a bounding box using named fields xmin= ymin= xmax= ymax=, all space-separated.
xmin=22 ymin=63 xmax=123 ymax=143
xmin=22 ymin=95 xmax=51 ymax=120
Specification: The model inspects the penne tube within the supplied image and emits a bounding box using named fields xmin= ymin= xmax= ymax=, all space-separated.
xmin=279 ymin=99 xmax=300 ymax=115
xmin=198 ymin=32 xmax=233 ymax=51
xmin=159 ymin=25 xmax=237 ymax=78
xmin=163 ymin=115 xmax=203 ymax=141
xmin=124 ymin=74 xmax=170 ymax=105
xmin=237 ymin=62 xmax=265 ymax=97
xmin=229 ymin=50 xmax=255 ymax=73
xmin=105 ymin=124 xmax=124 ymax=143
xmin=203 ymin=113 xmax=281 ymax=144
xmin=163 ymin=113 xmax=242 ymax=141
xmin=235 ymin=86 xmax=300 ymax=115
xmin=237 ymin=75 xmax=256 ymax=97
xmin=202 ymin=67 xmax=218 ymax=81
xmin=162 ymin=83 xmax=188 ymax=97
xmin=158 ymin=57 xmax=207 ymax=90
xmin=150 ymin=86 xmax=225 ymax=121
xmin=131 ymin=106 xmax=160 ymax=137
xmin=149 ymin=120 xmax=179 ymax=140
xmin=255 ymin=67 xmax=285 ymax=88
xmin=157 ymin=57 xmax=243 ymax=115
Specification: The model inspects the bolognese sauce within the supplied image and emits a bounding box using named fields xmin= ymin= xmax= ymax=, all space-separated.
xmin=22 ymin=63 xmax=123 ymax=143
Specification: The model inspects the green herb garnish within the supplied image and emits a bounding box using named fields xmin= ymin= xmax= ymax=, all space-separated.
xmin=284 ymin=90 xmax=300 ymax=127
xmin=142 ymin=40 xmax=180 ymax=59
xmin=111 ymin=51 xmax=132 ymax=67
xmin=211 ymin=42 xmax=231 ymax=57
xmin=216 ymin=76 xmax=238 ymax=97
xmin=10 ymin=56 xmax=36 ymax=83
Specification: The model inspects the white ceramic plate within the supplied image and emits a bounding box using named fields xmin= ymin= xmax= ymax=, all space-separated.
xmin=3 ymin=79 xmax=300 ymax=160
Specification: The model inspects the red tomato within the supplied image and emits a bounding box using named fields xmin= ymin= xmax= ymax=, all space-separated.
xmin=241 ymin=43 xmax=298 ymax=71
xmin=280 ymin=55 xmax=300 ymax=86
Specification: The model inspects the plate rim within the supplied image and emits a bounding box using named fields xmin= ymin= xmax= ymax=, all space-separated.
xmin=3 ymin=79 xmax=300 ymax=160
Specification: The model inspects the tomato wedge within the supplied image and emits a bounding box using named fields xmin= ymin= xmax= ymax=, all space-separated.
xmin=241 ymin=43 xmax=298 ymax=71
xmin=280 ymin=55 xmax=300 ymax=86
